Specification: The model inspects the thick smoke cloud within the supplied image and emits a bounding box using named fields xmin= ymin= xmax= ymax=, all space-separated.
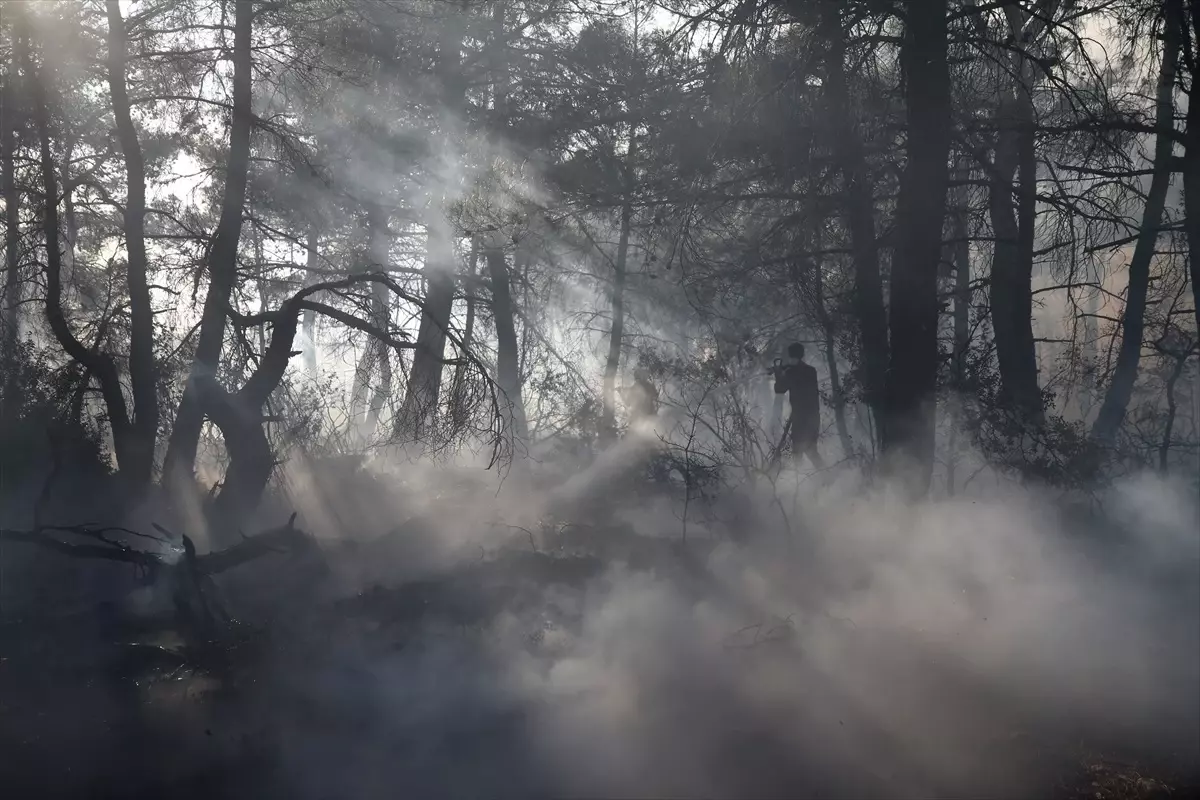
xmin=236 ymin=452 xmax=1200 ymax=800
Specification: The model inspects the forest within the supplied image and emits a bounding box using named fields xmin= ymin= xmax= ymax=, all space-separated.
xmin=0 ymin=0 xmax=1198 ymax=797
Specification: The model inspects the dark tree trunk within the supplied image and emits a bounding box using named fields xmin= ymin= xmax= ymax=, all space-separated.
xmin=988 ymin=91 xmax=1042 ymax=420
xmin=1186 ymin=0 xmax=1200 ymax=342
xmin=485 ymin=237 xmax=528 ymax=442
xmin=163 ymin=0 xmax=253 ymax=487
xmin=1093 ymin=5 xmax=1180 ymax=443
xmin=1 ymin=51 xmax=22 ymax=420
xmin=947 ymin=168 xmax=972 ymax=495
xmin=205 ymin=297 xmax=306 ymax=530
xmin=824 ymin=8 xmax=888 ymax=436
xmin=30 ymin=25 xmax=139 ymax=494
xmin=1158 ymin=351 xmax=1187 ymax=472
xmin=880 ymin=0 xmax=952 ymax=493
xmin=399 ymin=217 xmax=455 ymax=438
xmin=104 ymin=0 xmax=160 ymax=487
xmin=481 ymin=4 xmax=525 ymax=445
xmin=398 ymin=20 xmax=465 ymax=441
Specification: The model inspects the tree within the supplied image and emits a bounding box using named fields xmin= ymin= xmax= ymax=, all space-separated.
xmin=1 ymin=21 xmax=25 ymax=421
xmin=1179 ymin=0 xmax=1200 ymax=342
xmin=880 ymin=0 xmax=952 ymax=492
xmin=162 ymin=0 xmax=254 ymax=491
xmin=1093 ymin=0 xmax=1182 ymax=443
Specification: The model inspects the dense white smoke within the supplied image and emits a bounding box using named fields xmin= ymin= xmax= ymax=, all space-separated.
xmin=241 ymin=451 xmax=1200 ymax=800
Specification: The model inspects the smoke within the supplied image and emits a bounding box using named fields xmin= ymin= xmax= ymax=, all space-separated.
xmin=237 ymin=449 xmax=1200 ymax=800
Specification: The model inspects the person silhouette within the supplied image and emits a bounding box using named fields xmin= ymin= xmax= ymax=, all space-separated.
xmin=773 ymin=343 xmax=824 ymax=470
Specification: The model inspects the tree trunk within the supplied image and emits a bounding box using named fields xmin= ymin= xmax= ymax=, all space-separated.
xmin=397 ymin=18 xmax=465 ymax=442
xmin=1080 ymin=286 xmax=1100 ymax=418
xmin=601 ymin=198 xmax=633 ymax=437
xmin=30 ymin=26 xmax=139 ymax=493
xmin=1185 ymin=0 xmax=1200 ymax=342
xmin=301 ymin=224 xmax=319 ymax=375
xmin=808 ymin=251 xmax=853 ymax=459
xmin=485 ymin=236 xmax=528 ymax=443
xmin=880 ymin=0 xmax=951 ymax=493
xmin=480 ymin=3 xmax=526 ymax=445
xmin=988 ymin=89 xmax=1043 ymax=420
xmin=365 ymin=205 xmax=392 ymax=437
xmin=399 ymin=216 xmax=456 ymax=438
xmin=163 ymin=0 xmax=253 ymax=487
xmin=824 ymin=8 xmax=888 ymax=437
xmin=450 ymin=236 xmax=479 ymax=428
xmin=1 ymin=57 xmax=22 ymax=420
xmin=947 ymin=168 xmax=972 ymax=495
xmin=205 ymin=297 xmax=306 ymax=530
xmin=59 ymin=136 xmax=78 ymax=284
xmin=203 ymin=382 xmax=277 ymax=535
xmin=350 ymin=204 xmax=392 ymax=436
xmin=104 ymin=0 xmax=160 ymax=486
xmin=1158 ymin=351 xmax=1187 ymax=473
xmin=1092 ymin=5 xmax=1180 ymax=443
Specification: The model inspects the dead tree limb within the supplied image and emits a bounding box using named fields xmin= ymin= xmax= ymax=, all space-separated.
xmin=193 ymin=513 xmax=316 ymax=576
xmin=0 ymin=514 xmax=314 ymax=577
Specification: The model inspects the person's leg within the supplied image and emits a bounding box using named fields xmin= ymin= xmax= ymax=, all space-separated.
xmin=790 ymin=430 xmax=805 ymax=467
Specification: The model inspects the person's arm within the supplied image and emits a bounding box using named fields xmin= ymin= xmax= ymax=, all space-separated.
xmin=774 ymin=366 xmax=790 ymax=394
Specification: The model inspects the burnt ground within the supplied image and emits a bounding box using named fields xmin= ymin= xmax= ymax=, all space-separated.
xmin=1 ymin=540 xmax=1197 ymax=800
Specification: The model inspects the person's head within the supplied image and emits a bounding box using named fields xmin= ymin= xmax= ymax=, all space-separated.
xmin=787 ymin=342 xmax=806 ymax=362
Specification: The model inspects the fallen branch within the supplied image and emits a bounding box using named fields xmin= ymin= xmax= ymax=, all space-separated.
xmin=194 ymin=513 xmax=316 ymax=576
xmin=0 ymin=514 xmax=314 ymax=577
xmin=0 ymin=524 xmax=170 ymax=568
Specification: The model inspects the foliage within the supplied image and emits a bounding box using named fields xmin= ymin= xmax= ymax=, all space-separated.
xmin=0 ymin=340 xmax=109 ymax=490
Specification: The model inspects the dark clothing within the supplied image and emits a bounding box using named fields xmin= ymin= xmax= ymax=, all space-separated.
xmin=775 ymin=362 xmax=823 ymax=468
xmin=775 ymin=363 xmax=819 ymax=440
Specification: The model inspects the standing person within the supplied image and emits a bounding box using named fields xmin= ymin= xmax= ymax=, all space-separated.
xmin=773 ymin=343 xmax=824 ymax=469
